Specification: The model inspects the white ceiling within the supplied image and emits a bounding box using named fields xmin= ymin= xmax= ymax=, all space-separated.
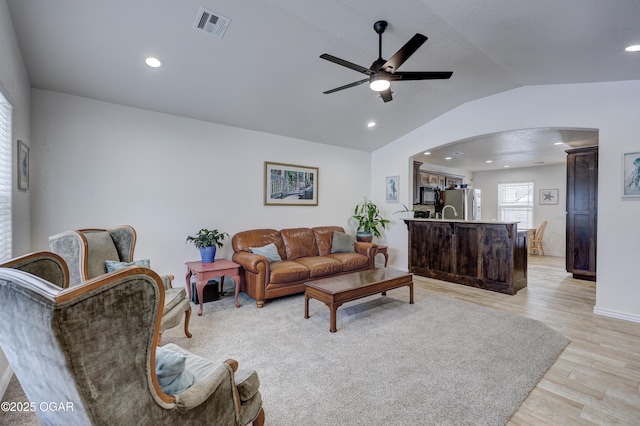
xmin=414 ymin=127 xmax=598 ymax=172
xmin=6 ymin=0 xmax=640 ymax=156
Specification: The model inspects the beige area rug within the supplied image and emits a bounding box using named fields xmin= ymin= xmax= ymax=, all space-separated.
xmin=1 ymin=286 xmax=569 ymax=425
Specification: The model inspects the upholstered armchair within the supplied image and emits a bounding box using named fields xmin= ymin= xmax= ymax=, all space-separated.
xmin=49 ymin=225 xmax=192 ymax=341
xmin=0 ymin=252 xmax=265 ymax=426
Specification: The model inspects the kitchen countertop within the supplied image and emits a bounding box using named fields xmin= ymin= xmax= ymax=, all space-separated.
xmin=403 ymin=218 xmax=520 ymax=225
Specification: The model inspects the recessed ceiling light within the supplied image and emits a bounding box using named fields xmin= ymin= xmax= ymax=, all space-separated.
xmin=367 ymin=122 xmax=376 ymax=128
xmin=145 ymin=57 xmax=162 ymax=68
xmin=504 ymin=165 xmax=510 ymax=168
xmin=625 ymin=44 xmax=640 ymax=52
xmin=445 ymin=157 xmax=452 ymax=160
xmin=553 ymin=142 xmax=564 ymax=146
xmin=485 ymin=160 xmax=493 ymax=163
xmin=424 ymin=152 xmax=431 ymax=155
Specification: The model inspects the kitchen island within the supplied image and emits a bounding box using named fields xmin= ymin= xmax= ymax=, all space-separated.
xmin=403 ymin=219 xmax=527 ymax=295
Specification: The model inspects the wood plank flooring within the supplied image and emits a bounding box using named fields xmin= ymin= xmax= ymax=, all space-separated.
xmin=413 ymin=255 xmax=640 ymax=425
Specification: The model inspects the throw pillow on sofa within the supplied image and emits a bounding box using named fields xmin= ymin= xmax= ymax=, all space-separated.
xmin=331 ymin=231 xmax=355 ymax=253
xmin=155 ymin=345 xmax=195 ymax=395
xmin=250 ymin=243 xmax=282 ymax=263
xmin=105 ymin=259 xmax=151 ymax=273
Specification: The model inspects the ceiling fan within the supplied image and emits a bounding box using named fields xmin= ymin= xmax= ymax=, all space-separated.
xmin=320 ymin=20 xmax=452 ymax=103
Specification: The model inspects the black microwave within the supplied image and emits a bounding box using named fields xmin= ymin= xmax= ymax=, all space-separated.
xmin=420 ymin=187 xmax=436 ymax=205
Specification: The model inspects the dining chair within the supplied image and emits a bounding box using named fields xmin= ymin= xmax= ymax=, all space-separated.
xmin=530 ymin=220 xmax=548 ymax=256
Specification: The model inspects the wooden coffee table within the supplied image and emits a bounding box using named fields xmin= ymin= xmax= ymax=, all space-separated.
xmin=304 ymin=268 xmax=414 ymax=332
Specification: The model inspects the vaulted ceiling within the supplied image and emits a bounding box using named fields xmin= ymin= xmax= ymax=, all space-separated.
xmin=6 ymin=0 xmax=639 ymax=158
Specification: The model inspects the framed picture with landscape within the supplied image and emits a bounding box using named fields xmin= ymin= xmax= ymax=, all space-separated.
xmin=264 ymin=161 xmax=318 ymax=206
xmin=622 ymin=151 xmax=640 ymax=198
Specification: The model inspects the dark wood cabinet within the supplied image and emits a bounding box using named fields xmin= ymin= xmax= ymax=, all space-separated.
xmin=413 ymin=161 xmax=422 ymax=204
xmin=566 ymin=146 xmax=598 ymax=280
xmin=404 ymin=219 xmax=527 ymax=295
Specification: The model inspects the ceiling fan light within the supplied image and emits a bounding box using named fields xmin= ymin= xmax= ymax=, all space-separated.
xmin=369 ymin=76 xmax=390 ymax=92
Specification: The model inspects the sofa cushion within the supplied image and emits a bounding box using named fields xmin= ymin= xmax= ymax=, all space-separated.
xmin=165 ymin=287 xmax=188 ymax=312
xmin=331 ymin=231 xmax=355 ymax=253
xmin=293 ymin=256 xmax=343 ymax=278
xmin=269 ymin=261 xmax=310 ymax=284
xmin=83 ymin=231 xmax=120 ymax=279
xmin=250 ymin=243 xmax=282 ymax=263
xmin=312 ymin=226 xmax=345 ymax=256
xmin=280 ymin=228 xmax=319 ymax=260
xmin=327 ymin=253 xmax=370 ymax=272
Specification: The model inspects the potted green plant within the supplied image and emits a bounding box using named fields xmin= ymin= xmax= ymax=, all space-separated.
xmin=352 ymin=198 xmax=390 ymax=242
xmin=186 ymin=228 xmax=229 ymax=263
xmin=393 ymin=204 xmax=417 ymax=218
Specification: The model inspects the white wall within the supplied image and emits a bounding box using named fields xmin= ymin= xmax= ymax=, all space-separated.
xmin=472 ymin=163 xmax=567 ymax=257
xmin=372 ymin=80 xmax=640 ymax=322
xmin=0 ymin=0 xmax=32 ymax=396
xmin=30 ymin=89 xmax=371 ymax=282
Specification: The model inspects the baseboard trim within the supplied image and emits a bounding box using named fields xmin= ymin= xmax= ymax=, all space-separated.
xmin=0 ymin=365 xmax=13 ymax=400
xmin=374 ymin=263 xmax=408 ymax=272
xmin=593 ymin=306 xmax=640 ymax=324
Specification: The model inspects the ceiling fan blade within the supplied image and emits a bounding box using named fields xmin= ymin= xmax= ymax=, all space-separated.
xmin=383 ymin=33 xmax=428 ymax=72
xmin=323 ymin=78 xmax=369 ymax=94
xmin=380 ymin=88 xmax=393 ymax=103
xmin=392 ymin=71 xmax=453 ymax=80
xmin=320 ymin=54 xmax=374 ymax=75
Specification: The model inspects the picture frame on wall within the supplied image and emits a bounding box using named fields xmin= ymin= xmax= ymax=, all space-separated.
xmin=386 ymin=176 xmax=399 ymax=202
xmin=539 ymin=189 xmax=558 ymax=205
xmin=264 ymin=161 xmax=318 ymax=206
xmin=17 ymin=140 xmax=29 ymax=191
xmin=622 ymin=151 xmax=640 ymax=198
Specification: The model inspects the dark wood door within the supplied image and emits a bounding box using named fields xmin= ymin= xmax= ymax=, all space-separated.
xmin=566 ymin=146 xmax=598 ymax=280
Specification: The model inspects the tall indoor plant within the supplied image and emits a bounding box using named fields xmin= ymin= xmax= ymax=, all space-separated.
xmin=186 ymin=228 xmax=229 ymax=263
xmin=352 ymin=198 xmax=390 ymax=242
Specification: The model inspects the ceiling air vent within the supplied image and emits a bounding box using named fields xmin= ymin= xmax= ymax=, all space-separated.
xmin=193 ymin=7 xmax=231 ymax=39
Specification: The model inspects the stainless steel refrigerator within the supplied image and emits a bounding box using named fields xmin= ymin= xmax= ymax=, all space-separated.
xmin=443 ymin=189 xmax=467 ymax=220
xmin=442 ymin=189 xmax=481 ymax=220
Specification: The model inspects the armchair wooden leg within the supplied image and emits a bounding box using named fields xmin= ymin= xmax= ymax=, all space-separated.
xmin=252 ymin=408 xmax=265 ymax=426
xmin=184 ymin=306 xmax=193 ymax=338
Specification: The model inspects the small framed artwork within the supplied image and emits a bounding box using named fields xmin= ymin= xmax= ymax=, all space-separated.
xmin=386 ymin=176 xmax=399 ymax=202
xmin=622 ymin=151 xmax=640 ymax=198
xmin=264 ymin=161 xmax=318 ymax=206
xmin=539 ymin=189 xmax=558 ymax=205
xmin=17 ymin=140 xmax=29 ymax=191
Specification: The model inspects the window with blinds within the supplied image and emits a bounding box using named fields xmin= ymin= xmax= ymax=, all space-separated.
xmin=0 ymin=91 xmax=12 ymax=262
xmin=498 ymin=182 xmax=534 ymax=228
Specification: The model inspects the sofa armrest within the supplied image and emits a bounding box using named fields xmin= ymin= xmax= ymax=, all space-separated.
xmin=354 ymin=242 xmax=378 ymax=269
xmin=0 ymin=251 xmax=70 ymax=289
xmin=232 ymin=252 xmax=268 ymax=274
xmin=160 ymin=274 xmax=174 ymax=290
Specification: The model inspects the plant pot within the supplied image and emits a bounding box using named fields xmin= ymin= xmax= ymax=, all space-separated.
xmin=356 ymin=232 xmax=373 ymax=243
xmin=199 ymin=246 xmax=216 ymax=263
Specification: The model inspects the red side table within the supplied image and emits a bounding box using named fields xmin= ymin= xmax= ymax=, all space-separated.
xmin=376 ymin=245 xmax=389 ymax=267
xmin=185 ymin=259 xmax=243 ymax=315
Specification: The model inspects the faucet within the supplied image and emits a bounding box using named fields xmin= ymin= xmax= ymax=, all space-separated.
xmin=442 ymin=205 xmax=458 ymax=219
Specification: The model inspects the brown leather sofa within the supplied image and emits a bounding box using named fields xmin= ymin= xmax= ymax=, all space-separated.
xmin=232 ymin=226 xmax=377 ymax=307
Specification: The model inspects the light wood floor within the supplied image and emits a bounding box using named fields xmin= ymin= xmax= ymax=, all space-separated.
xmin=413 ymin=255 xmax=640 ymax=425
